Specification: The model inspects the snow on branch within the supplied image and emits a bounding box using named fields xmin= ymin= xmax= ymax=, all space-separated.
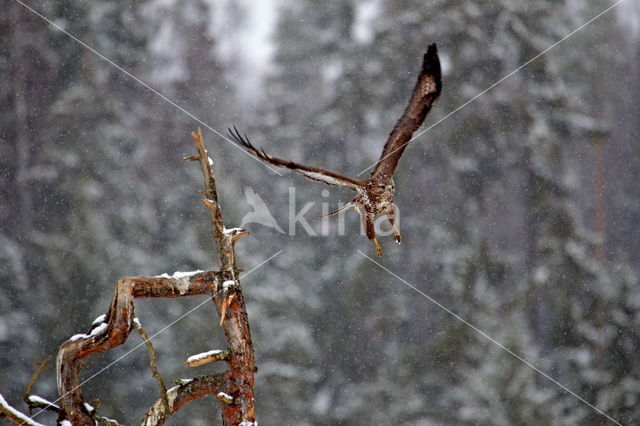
xmin=185 ymin=349 xmax=231 ymax=367
xmin=48 ymin=129 xmax=257 ymax=425
xmin=0 ymin=393 xmax=46 ymax=426
xmin=56 ymin=271 xmax=223 ymax=424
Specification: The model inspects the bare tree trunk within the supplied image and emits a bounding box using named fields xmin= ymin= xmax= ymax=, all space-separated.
xmin=189 ymin=128 xmax=256 ymax=424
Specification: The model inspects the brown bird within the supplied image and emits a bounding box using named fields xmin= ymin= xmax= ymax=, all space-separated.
xmin=229 ymin=44 xmax=442 ymax=256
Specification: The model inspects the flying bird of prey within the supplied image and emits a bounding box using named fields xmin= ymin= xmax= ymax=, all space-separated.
xmin=229 ymin=44 xmax=442 ymax=256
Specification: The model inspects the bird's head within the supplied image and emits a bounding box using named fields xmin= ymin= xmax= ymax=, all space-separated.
xmin=370 ymin=177 xmax=395 ymax=195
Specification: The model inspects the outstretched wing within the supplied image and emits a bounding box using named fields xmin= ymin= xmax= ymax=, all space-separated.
xmin=372 ymin=43 xmax=442 ymax=179
xmin=229 ymin=126 xmax=366 ymax=191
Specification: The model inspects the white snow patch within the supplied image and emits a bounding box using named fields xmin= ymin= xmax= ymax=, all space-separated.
xmin=176 ymin=378 xmax=194 ymax=385
xmin=60 ymin=421 xmax=73 ymax=426
xmin=174 ymin=270 xmax=203 ymax=279
xmin=133 ymin=317 xmax=142 ymax=327
xmin=155 ymin=270 xmax=203 ymax=279
xmin=187 ymin=350 xmax=223 ymax=363
xmin=239 ymin=422 xmax=257 ymax=426
xmin=84 ymin=402 xmax=95 ymax=412
xmin=27 ymin=395 xmax=59 ymax=408
xmin=92 ymin=314 xmax=106 ymax=325
xmin=0 ymin=393 xmax=46 ymax=425
xmin=223 ymin=227 xmax=242 ymax=234
xmin=155 ymin=270 xmax=203 ymax=295
xmin=208 ymin=156 xmax=214 ymax=167
xmin=68 ymin=322 xmax=106 ymax=343
xmin=217 ymin=392 xmax=233 ymax=401
xmin=222 ymin=280 xmax=236 ymax=290
xmin=89 ymin=322 xmax=108 ymax=337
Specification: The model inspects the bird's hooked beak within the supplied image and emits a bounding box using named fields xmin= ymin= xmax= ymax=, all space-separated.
xmin=386 ymin=185 xmax=394 ymax=192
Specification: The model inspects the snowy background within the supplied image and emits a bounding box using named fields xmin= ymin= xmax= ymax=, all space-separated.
xmin=2 ymin=0 xmax=640 ymax=424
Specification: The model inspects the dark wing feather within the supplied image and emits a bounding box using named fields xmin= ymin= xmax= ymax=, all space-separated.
xmin=229 ymin=126 xmax=365 ymax=190
xmin=372 ymin=43 xmax=442 ymax=179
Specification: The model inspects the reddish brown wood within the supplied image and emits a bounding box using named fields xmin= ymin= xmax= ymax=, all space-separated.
xmin=141 ymin=373 xmax=227 ymax=426
xmin=56 ymin=272 xmax=221 ymax=425
xmin=190 ymin=128 xmax=256 ymax=425
xmin=54 ymin=129 xmax=257 ymax=425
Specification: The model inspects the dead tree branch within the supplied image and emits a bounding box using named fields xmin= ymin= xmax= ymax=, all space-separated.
xmin=141 ymin=374 xmax=226 ymax=426
xmin=0 ymin=393 xmax=46 ymax=426
xmin=47 ymin=129 xmax=257 ymax=425
xmin=134 ymin=320 xmax=170 ymax=416
xmin=188 ymin=128 xmax=256 ymax=424
xmin=56 ymin=272 xmax=221 ymax=424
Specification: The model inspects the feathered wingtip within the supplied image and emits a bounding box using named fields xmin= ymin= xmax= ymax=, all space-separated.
xmin=228 ymin=125 xmax=267 ymax=159
xmin=228 ymin=125 xmax=252 ymax=149
xmin=422 ymin=43 xmax=441 ymax=77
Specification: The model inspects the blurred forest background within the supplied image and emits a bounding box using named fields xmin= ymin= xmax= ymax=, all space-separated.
xmin=1 ymin=0 xmax=640 ymax=425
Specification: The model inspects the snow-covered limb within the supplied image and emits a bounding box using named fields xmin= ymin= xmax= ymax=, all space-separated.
xmin=69 ymin=321 xmax=107 ymax=342
xmin=56 ymin=272 xmax=221 ymax=425
xmin=189 ymin=129 xmax=257 ymax=423
xmin=92 ymin=314 xmax=107 ymax=325
xmin=184 ymin=349 xmax=230 ymax=367
xmin=0 ymin=393 xmax=46 ymax=426
xmin=216 ymin=392 xmax=234 ymax=405
xmin=27 ymin=394 xmax=60 ymax=411
xmin=153 ymin=270 xmax=205 ymax=296
xmin=223 ymin=227 xmax=242 ymax=234
xmin=141 ymin=373 xmax=226 ymax=426
xmin=154 ymin=270 xmax=204 ymax=279
xmin=223 ymin=227 xmax=250 ymax=244
xmin=222 ymin=280 xmax=237 ymax=291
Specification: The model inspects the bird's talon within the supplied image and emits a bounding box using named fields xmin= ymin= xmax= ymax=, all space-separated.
xmin=373 ymin=238 xmax=383 ymax=257
xmin=394 ymin=235 xmax=402 ymax=244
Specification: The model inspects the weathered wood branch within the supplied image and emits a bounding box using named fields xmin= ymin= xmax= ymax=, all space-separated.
xmin=134 ymin=320 xmax=170 ymax=416
xmin=0 ymin=393 xmax=46 ymax=426
xmin=56 ymin=271 xmax=221 ymax=424
xmin=185 ymin=349 xmax=231 ymax=367
xmin=141 ymin=373 xmax=226 ymax=426
xmin=23 ymin=356 xmax=51 ymax=406
xmin=48 ymin=128 xmax=257 ymax=425
xmin=189 ymin=128 xmax=257 ymax=425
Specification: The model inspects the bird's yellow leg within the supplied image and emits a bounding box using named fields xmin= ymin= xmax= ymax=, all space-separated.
xmin=392 ymin=225 xmax=402 ymax=244
xmin=372 ymin=238 xmax=383 ymax=257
